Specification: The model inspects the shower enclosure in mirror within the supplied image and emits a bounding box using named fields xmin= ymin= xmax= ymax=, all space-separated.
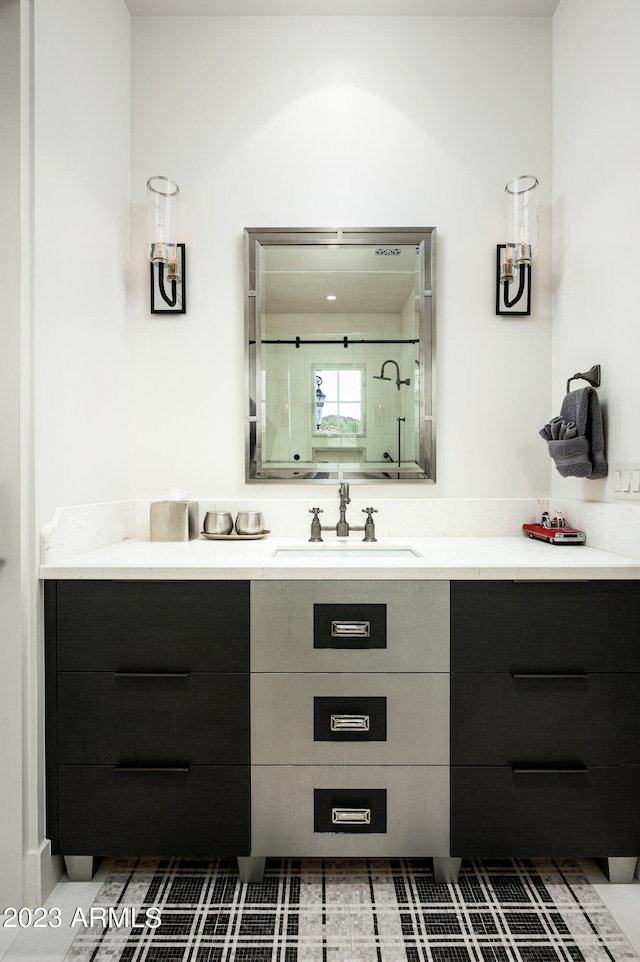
xmin=245 ymin=227 xmax=435 ymax=482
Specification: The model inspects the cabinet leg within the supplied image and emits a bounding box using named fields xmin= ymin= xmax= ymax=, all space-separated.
xmin=595 ymin=857 xmax=638 ymax=884
xmin=433 ymin=856 xmax=462 ymax=884
xmin=237 ymin=856 xmax=266 ymax=884
xmin=64 ymin=856 xmax=101 ymax=881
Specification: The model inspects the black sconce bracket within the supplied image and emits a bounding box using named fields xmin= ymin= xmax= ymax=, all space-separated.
xmin=150 ymin=243 xmax=186 ymax=315
xmin=496 ymin=244 xmax=531 ymax=316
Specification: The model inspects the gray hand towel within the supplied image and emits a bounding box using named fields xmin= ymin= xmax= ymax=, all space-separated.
xmin=539 ymin=416 xmax=579 ymax=442
xmin=539 ymin=386 xmax=607 ymax=479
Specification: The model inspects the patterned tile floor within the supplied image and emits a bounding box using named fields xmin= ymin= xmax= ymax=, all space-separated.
xmin=62 ymin=857 xmax=640 ymax=962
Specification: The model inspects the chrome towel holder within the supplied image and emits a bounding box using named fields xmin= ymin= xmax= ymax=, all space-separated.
xmin=566 ymin=364 xmax=601 ymax=394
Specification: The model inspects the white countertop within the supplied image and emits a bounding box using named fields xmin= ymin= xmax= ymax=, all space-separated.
xmin=38 ymin=534 xmax=640 ymax=581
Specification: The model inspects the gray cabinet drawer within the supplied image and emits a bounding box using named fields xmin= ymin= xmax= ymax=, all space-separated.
xmin=251 ymin=765 xmax=449 ymax=857
xmin=251 ymin=581 xmax=449 ymax=672
xmin=251 ymin=673 xmax=448 ymax=765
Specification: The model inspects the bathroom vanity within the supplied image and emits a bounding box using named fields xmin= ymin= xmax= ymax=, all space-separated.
xmin=41 ymin=532 xmax=640 ymax=885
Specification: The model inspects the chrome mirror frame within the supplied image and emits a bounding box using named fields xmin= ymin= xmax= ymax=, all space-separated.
xmin=245 ymin=227 xmax=435 ymax=483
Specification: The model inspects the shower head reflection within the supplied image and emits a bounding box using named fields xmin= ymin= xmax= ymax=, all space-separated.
xmin=373 ymin=359 xmax=410 ymax=390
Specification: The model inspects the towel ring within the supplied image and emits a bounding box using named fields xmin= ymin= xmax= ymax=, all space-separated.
xmin=566 ymin=364 xmax=601 ymax=394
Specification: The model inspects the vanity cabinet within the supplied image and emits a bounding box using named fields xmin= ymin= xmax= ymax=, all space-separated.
xmin=43 ymin=572 xmax=640 ymax=886
xmin=450 ymin=581 xmax=640 ymax=864
xmin=249 ymin=580 xmax=450 ymax=863
xmin=45 ymin=580 xmax=250 ymax=873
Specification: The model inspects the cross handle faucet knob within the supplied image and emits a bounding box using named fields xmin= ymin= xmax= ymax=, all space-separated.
xmin=362 ymin=507 xmax=378 ymax=543
xmin=309 ymin=507 xmax=323 ymax=543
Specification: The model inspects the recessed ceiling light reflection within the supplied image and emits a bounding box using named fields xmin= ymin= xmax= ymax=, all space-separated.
xmin=326 ymin=295 xmax=337 ymax=301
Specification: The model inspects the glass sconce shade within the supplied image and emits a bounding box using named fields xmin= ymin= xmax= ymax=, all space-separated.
xmin=505 ymin=175 xmax=538 ymax=266
xmin=146 ymin=175 xmax=179 ymax=265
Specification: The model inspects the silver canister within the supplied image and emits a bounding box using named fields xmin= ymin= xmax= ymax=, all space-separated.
xmin=203 ymin=511 xmax=234 ymax=536
xmin=150 ymin=501 xmax=199 ymax=541
xmin=235 ymin=511 xmax=264 ymax=535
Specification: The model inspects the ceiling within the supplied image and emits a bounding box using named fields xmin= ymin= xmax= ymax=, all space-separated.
xmin=265 ymin=271 xmax=416 ymax=315
xmin=125 ymin=0 xmax=561 ymax=17
xmin=263 ymin=244 xmax=420 ymax=315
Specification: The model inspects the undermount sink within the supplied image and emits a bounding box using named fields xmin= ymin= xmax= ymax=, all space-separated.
xmin=272 ymin=543 xmax=422 ymax=559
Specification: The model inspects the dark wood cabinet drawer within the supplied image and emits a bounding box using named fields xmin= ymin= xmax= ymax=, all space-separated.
xmin=451 ymin=581 xmax=640 ymax=672
xmin=451 ymin=766 xmax=640 ymax=857
xmin=56 ymin=672 xmax=249 ymax=765
xmin=452 ymin=672 xmax=640 ymax=765
xmin=53 ymin=765 xmax=250 ymax=856
xmin=49 ymin=580 xmax=249 ymax=672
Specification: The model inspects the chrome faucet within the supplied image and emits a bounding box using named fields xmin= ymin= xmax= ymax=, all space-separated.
xmin=336 ymin=482 xmax=350 ymax=537
xmin=309 ymin=483 xmax=378 ymax=542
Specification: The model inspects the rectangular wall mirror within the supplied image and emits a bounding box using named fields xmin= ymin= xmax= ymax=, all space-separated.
xmin=245 ymin=227 xmax=435 ymax=483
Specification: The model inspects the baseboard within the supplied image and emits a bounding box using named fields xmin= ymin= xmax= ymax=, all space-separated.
xmin=23 ymin=840 xmax=63 ymax=907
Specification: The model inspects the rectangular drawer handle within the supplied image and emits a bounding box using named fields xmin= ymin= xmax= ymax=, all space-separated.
xmin=512 ymin=673 xmax=588 ymax=680
xmin=114 ymin=765 xmax=190 ymax=773
xmin=113 ymin=672 xmax=190 ymax=679
xmin=512 ymin=766 xmax=588 ymax=775
xmin=331 ymin=621 xmax=370 ymax=638
xmin=330 ymin=714 xmax=370 ymax=732
xmin=331 ymin=807 xmax=371 ymax=825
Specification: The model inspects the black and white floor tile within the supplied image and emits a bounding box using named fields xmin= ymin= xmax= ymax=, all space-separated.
xmin=63 ymin=857 xmax=640 ymax=962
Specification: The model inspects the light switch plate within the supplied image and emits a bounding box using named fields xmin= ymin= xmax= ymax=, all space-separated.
xmin=612 ymin=463 xmax=640 ymax=500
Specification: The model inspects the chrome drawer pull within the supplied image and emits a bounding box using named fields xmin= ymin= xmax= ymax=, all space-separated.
xmin=331 ymin=621 xmax=370 ymax=638
xmin=331 ymin=807 xmax=371 ymax=825
xmin=330 ymin=714 xmax=370 ymax=732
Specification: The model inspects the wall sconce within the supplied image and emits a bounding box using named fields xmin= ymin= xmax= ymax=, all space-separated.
xmin=147 ymin=175 xmax=186 ymax=315
xmin=496 ymin=174 xmax=538 ymax=316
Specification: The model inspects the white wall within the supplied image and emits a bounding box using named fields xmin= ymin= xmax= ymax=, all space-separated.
xmin=130 ymin=15 xmax=552 ymax=502
xmin=26 ymin=0 xmax=131 ymax=901
xmin=33 ymin=0 xmax=131 ymax=536
xmin=552 ymin=0 xmax=640 ymax=502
